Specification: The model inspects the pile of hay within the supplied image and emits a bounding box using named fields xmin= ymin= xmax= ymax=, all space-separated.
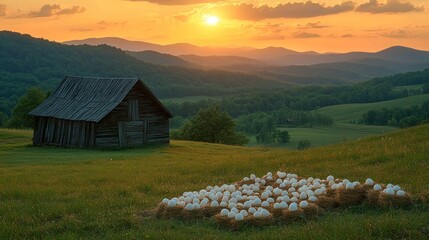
xmin=154 ymin=171 xmax=413 ymax=229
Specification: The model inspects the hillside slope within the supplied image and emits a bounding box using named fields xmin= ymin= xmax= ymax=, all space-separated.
xmin=0 ymin=125 xmax=428 ymax=239
xmin=318 ymin=94 xmax=429 ymax=123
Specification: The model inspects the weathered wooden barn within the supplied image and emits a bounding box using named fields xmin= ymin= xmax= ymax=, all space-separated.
xmin=29 ymin=76 xmax=172 ymax=148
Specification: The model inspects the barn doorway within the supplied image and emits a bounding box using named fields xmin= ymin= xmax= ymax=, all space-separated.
xmin=118 ymin=121 xmax=148 ymax=147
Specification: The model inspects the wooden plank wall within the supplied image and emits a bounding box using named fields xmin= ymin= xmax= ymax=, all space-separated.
xmin=95 ymin=82 xmax=170 ymax=147
xmin=33 ymin=117 xmax=95 ymax=148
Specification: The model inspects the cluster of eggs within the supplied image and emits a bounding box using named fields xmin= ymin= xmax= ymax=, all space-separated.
xmin=373 ymin=182 xmax=406 ymax=196
xmin=159 ymin=171 xmax=407 ymax=222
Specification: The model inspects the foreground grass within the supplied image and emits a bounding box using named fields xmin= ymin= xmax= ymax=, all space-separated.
xmin=0 ymin=126 xmax=429 ymax=239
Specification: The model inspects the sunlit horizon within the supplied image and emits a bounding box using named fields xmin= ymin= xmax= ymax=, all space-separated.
xmin=1 ymin=0 xmax=428 ymax=52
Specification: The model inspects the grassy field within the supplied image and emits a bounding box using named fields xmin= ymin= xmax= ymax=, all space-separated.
xmin=161 ymin=95 xmax=222 ymax=104
xmin=247 ymin=124 xmax=396 ymax=149
xmin=1 ymin=126 xmax=429 ymax=239
xmin=318 ymin=94 xmax=429 ymax=123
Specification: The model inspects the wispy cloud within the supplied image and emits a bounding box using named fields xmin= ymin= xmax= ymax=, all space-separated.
xmin=127 ymin=0 xmax=222 ymax=5
xmin=0 ymin=4 xmax=6 ymax=17
xmin=24 ymin=4 xmax=85 ymax=18
xmin=381 ymin=29 xmax=416 ymax=38
xmin=292 ymin=32 xmax=321 ymax=38
xmin=70 ymin=21 xmax=127 ymax=32
xmin=356 ymin=0 xmax=424 ymax=14
xmin=297 ymin=21 xmax=328 ymax=29
xmin=205 ymin=1 xmax=355 ymax=21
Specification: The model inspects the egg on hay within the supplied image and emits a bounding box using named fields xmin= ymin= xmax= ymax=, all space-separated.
xmin=157 ymin=172 xmax=414 ymax=229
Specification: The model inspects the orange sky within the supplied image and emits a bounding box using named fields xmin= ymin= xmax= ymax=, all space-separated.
xmin=1 ymin=0 xmax=428 ymax=53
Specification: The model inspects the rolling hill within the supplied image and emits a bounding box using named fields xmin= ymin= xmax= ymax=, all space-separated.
xmin=0 ymin=125 xmax=428 ymax=239
xmin=318 ymin=94 xmax=429 ymax=123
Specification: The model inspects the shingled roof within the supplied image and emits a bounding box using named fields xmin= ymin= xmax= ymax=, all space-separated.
xmin=29 ymin=76 xmax=172 ymax=122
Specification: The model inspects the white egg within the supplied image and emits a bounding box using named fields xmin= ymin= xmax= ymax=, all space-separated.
xmin=288 ymin=202 xmax=298 ymax=211
xmin=299 ymin=192 xmax=308 ymax=200
xmin=261 ymin=201 xmax=270 ymax=207
xmin=267 ymin=198 xmax=274 ymax=203
xmin=273 ymin=203 xmax=280 ymax=209
xmin=192 ymin=198 xmax=200 ymax=204
xmin=327 ymin=175 xmax=334 ymax=182
xmin=230 ymin=207 xmax=239 ymax=213
xmin=193 ymin=203 xmax=201 ymax=209
xmin=342 ymin=179 xmax=350 ymax=185
xmin=309 ymin=196 xmax=318 ymax=202
xmin=282 ymin=196 xmax=290 ymax=203
xmin=288 ymin=187 xmax=296 ymax=193
xmin=299 ymin=201 xmax=309 ymax=208
xmin=248 ymin=207 xmax=256 ymax=214
xmin=184 ymin=197 xmax=192 ymax=203
xmin=276 ymin=179 xmax=283 ymax=184
xmin=252 ymin=186 xmax=260 ymax=192
xmin=185 ymin=203 xmax=194 ymax=211
xmin=290 ymin=197 xmax=298 ymax=202
xmin=261 ymin=209 xmax=270 ymax=217
xmin=220 ymin=209 xmax=229 ymax=216
xmin=281 ymin=191 xmax=288 ymax=196
xmin=201 ymin=199 xmax=209 ymax=206
xmin=396 ymin=190 xmax=406 ymax=197
xmin=261 ymin=192 xmax=269 ymax=200
xmin=292 ymin=182 xmax=299 ymax=188
xmin=220 ymin=202 xmax=228 ymax=207
xmin=365 ymin=178 xmax=374 ymax=185
xmin=228 ymin=198 xmax=237 ymax=204
xmin=253 ymin=212 xmax=262 ymax=218
xmin=162 ymin=198 xmax=169 ymax=204
xmin=243 ymin=177 xmax=250 ymax=182
xmin=253 ymin=198 xmax=262 ymax=206
xmin=373 ymin=184 xmax=382 ymax=191
xmin=177 ymin=201 xmax=186 ymax=207
xmin=331 ymin=184 xmax=338 ymax=190
xmin=280 ymin=183 xmax=286 ymax=188
xmin=261 ymin=179 xmax=266 ymax=185
xmin=227 ymin=211 xmax=236 ymax=219
xmin=314 ymin=189 xmax=323 ymax=196
xmin=237 ymin=203 xmax=244 ymax=208
xmin=276 ymin=196 xmax=283 ymax=203
xmin=313 ymin=182 xmax=321 ymax=188
xmin=243 ymin=201 xmax=252 ymax=208
xmin=387 ymin=184 xmax=394 ymax=189
xmin=274 ymin=188 xmax=282 ymax=195
xmin=206 ymin=186 xmax=213 ymax=191
xmin=250 ymin=174 xmax=256 ymax=180
xmin=167 ymin=200 xmax=177 ymax=208
xmin=307 ymin=190 xmax=315 ymax=197
xmin=210 ymin=201 xmax=219 ymax=207
xmin=346 ymin=183 xmax=355 ymax=190
xmin=228 ymin=203 xmax=237 ymax=209
xmin=279 ymin=202 xmax=288 ymax=209
xmin=240 ymin=210 xmax=248 ymax=217
xmin=384 ymin=188 xmax=395 ymax=196
xmin=393 ymin=185 xmax=401 ymax=191
xmin=234 ymin=213 xmax=244 ymax=221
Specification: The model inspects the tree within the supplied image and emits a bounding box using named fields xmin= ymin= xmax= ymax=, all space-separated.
xmin=423 ymin=83 xmax=429 ymax=94
xmin=178 ymin=106 xmax=248 ymax=145
xmin=6 ymin=88 xmax=47 ymax=129
xmin=275 ymin=130 xmax=290 ymax=143
xmin=0 ymin=112 xmax=8 ymax=127
xmin=256 ymin=127 xmax=274 ymax=145
xmin=297 ymin=140 xmax=311 ymax=150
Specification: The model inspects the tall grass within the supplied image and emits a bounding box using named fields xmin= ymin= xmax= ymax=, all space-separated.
xmin=0 ymin=125 xmax=428 ymax=239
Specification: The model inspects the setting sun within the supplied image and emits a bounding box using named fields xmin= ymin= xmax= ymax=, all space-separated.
xmin=204 ymin=15 xmax=220 ymax=26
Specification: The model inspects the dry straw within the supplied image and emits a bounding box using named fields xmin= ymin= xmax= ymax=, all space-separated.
xmin=379 ymin=193 xmax=413 ymax=208
xmin=282 ymin=209 xmax=304 ymax=222
xmin=336 ymin=186 xmax=366 ymax=207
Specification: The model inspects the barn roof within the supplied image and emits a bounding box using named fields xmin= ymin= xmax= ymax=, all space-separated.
xmin=29 ymin=76 xmax=172 ymax=122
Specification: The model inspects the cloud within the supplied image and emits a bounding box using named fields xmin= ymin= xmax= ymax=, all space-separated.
xmin=297 ymin=21 xmax=328 ymax=29
xmin=292 ymin=32 xmax=321 ymax=38
xmin=70 ymin=21 xmax=127 ymax=32
xmin=27 ymin=4 xmax=85 ymax=18
xmin=0 ymin=5 xmax=6 ymax=17
xmin=341 ymin=34 xmax=354 ymax=37
xmin=174 ymin=14 xmax=189 ymax=22
xmin=356 ymin=0 xmax=424 ymax=13
xmin=127 ymin=0 xmax=222 ymax=5
xmin=381 ymin=29 xmax=416 ymax=38
xmin=207 ymin=1 xmax=355 ymax=20
xmin=252 ymin=34 xmax=285 ymax=41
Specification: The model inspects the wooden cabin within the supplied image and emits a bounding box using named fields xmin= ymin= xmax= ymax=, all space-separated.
xmin=29 ymin=76 xmax=172 ymax=148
